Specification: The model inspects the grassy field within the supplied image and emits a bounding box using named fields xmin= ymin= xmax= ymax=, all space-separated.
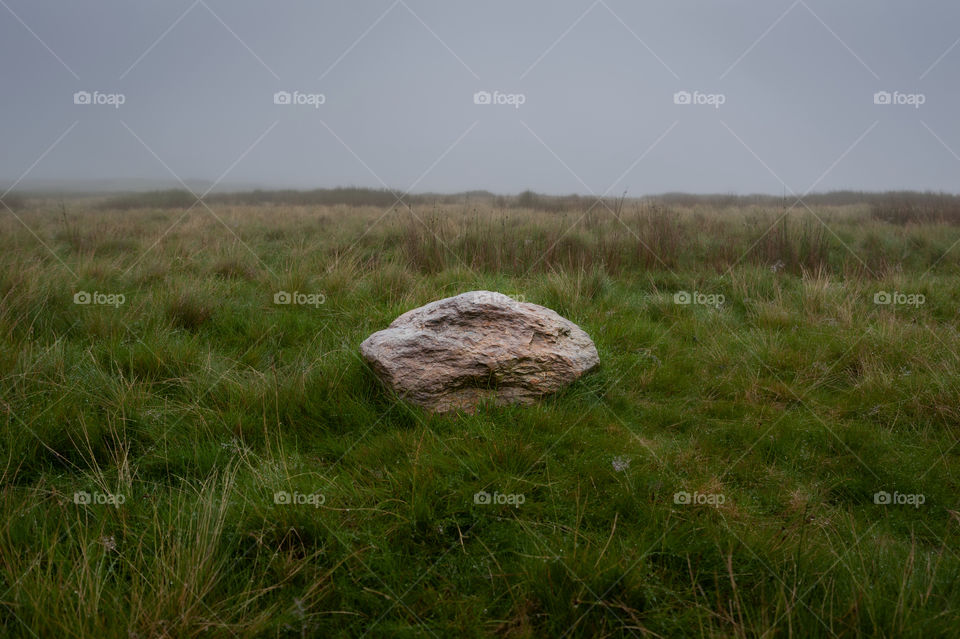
xmin=1 ymin=192 xmax=959 ymax=637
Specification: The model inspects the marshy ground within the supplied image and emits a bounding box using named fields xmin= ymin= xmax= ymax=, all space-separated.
xmin=1 ymin=191 xmax=958 ymax=637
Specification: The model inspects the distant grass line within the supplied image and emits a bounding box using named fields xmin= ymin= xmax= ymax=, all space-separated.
xmin=17 ymin=197 xmax=960 ymax=277
xmin=56 ymin=187 xmax=960 ymax=222
xmin=0 ymin=193 xmax=26 ymax=210
xmin=91 ymin=187 xmax=491 ymax=211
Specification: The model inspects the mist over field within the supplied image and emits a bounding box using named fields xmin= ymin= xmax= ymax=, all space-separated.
xmin=2 ymin=2 xmax=960 ymax=638
xmin=3 ymin=0 xmax=960 ymax=195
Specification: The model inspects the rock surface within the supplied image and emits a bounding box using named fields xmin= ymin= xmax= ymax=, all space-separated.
xmin=360 ymin=291 xmax=599 ymax=412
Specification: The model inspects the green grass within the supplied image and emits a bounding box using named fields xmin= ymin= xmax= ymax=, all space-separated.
xmin=0 ymin=197 xmax=959 ymax=637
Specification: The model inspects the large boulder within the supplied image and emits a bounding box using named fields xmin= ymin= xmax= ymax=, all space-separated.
xmin=360 ymin=291 xmax=599 ymax=412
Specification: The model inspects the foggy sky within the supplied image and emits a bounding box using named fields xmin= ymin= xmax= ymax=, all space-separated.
xmin=2 ymin=0 xmax=959 ymax=196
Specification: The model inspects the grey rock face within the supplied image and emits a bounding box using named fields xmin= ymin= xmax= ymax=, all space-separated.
xmin=360 ymin=291 xmax=599 ymax=412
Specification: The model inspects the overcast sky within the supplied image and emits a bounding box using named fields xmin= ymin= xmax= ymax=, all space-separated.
xmin=2 ymin=0 xmax=959 ymax=195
